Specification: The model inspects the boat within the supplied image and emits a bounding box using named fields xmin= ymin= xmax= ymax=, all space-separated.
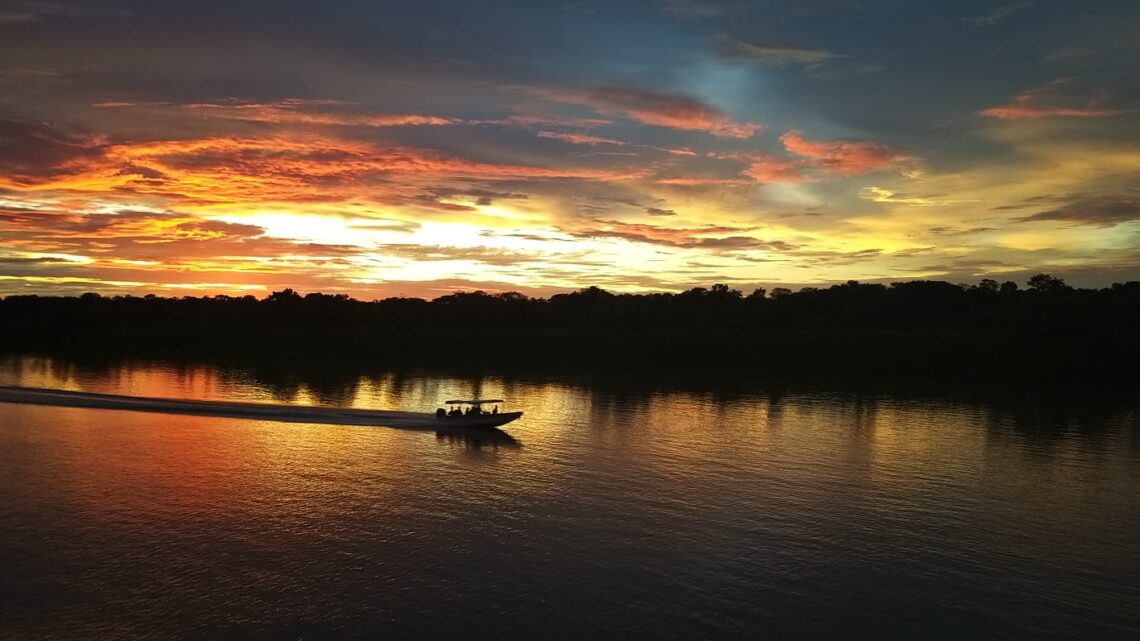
xmin=436 ymin=398 xmax=523 ymax=428
xmin=0 ymin=386 xmax=523 ymax=431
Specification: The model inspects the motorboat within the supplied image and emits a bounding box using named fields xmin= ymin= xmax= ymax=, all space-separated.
xmin=436 ymin=398 xmax=523 ymax=428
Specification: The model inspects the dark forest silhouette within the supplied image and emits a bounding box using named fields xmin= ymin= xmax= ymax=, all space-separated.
xmin=2 ymin=275 xmax=1138 ymax=384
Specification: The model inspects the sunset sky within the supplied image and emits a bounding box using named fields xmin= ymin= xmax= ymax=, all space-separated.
xmin=1 ymin=0 xmax=1137 ymax=298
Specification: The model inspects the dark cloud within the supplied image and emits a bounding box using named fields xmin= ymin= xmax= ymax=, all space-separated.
xmin=0 ymin=119 xmax=107 ymax=183
xmin=376 ymin=244 xmax=541 ymax=266
xmin=484 ymin=231 xmax=576 ymax=243
xmin=687 ymin=236 xmax=772 ymax=250
xmin=566 ymin=220 xmax=796 ymax=252
xmin=0 ymin=1 xmax=123 ymax=24
xmin=928 ymin=226 xmax=996 ymax=236
xmin=410 ymin=195 xmax=478 ymax=212
xmin=422 ymin=186 xmax=530 ymax=207
xmin=645 ymin=207 xmax=676 ymax=216
xmin=793 ymin=248 xmax=882 ymax=265
xmin=1019 ymin=194 xmax=1140 ymax=226
xmin=347 ymin=220 xmax=421 ymax=234
xmin=0 ymin=255 xmax=74 ymax=264
xmin=0 ymin=205 xmax=363 ymax=262
xmin=905 ymin=258 xmax=1016 ymax=274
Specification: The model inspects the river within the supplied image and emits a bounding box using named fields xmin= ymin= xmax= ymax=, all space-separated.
xmin=1 ymin=355 xmax=1137 ymax=640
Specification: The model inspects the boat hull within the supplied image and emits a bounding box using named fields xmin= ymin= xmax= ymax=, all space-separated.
xmin=435 ymin=411 xmax=523 ymax=429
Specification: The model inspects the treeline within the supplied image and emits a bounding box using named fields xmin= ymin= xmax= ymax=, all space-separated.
xmin=2 ymin=275 xmax=1139 ymax=385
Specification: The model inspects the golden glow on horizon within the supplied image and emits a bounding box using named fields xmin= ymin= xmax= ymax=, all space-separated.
xmin=1 ymin=93 xmax=1136 ymax=297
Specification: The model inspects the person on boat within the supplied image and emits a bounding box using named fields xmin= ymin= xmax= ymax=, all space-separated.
xmin=449 ymin=406 xmax=461 ymax=417
xmin=436 ymin=408 xmax=446 ymax=418
xmin=492 ymin=405 xmax=499 ymax=415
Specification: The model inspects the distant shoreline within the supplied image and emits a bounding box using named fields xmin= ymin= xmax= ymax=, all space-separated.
xmin=4 ymin=340 xmax=1137 ymax=395
xmin=3 ymin=279 xmax=1138 ymax=386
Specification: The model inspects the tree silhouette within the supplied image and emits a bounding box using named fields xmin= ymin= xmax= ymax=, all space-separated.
xmin=2 ymin=276 xmax=1138 ymax=384
xmin=1027 ymin=273 xmax=1070 ymax=293
xmin=267 ymin=288 xmax=302 ymax=303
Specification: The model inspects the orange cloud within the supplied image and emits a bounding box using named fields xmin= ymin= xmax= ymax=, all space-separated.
xmin=980 ymin=79 xmax=1124 ymax=119
xmin=523 ymin=85 xmax=761 ymax=139
xmin=735 ymin=154 xmax=807 ymax=183
xmin=779 ymin=130 xmax=905 ymax=175
xmin=181 ymin=100 xmax=460 ymax=127
xmin=0 ymin=204 xmax=339 ymax=259
xmin=655 ymin=177 xmax=750 ymax=186
xmin=0 ymin=133 xmax=649 ymax=205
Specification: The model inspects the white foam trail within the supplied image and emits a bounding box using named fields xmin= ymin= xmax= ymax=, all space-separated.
xmin=0 ymin=386 xmax=521 ymax=434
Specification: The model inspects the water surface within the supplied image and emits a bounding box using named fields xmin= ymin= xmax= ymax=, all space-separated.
xmin=1 ymin=356 xmax=1137 ymax=640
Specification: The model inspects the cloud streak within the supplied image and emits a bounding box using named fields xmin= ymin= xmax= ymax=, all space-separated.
xmin=980 ymin=79 xmax=1124 ymax=119
xmin=1017 ymin=194 xmax=1140 ymax=227
xmin=537 ymin=131 xmax=628 ymax=146
xmin=970 ymin=2 xmax=1035 ymax=27
xmin=1 ymin=129 xmax=650 ymax=205
xmin=176 ymin=100 xmax=460 ymax=128
xmin=780 ymin=131 xmax=906 ymax=176
xmin=715 ymin=36 xmax=840 ymax=67
xmin=523 ymin=84 xmax=761 ymax=138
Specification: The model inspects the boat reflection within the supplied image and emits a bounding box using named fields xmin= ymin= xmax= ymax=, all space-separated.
xmin=434 ymin=426 xmax=520 ymax=450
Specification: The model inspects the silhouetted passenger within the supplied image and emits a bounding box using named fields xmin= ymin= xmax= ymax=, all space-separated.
xmin=492 ymin=406 xmax=499 ymax=415
xmin=436 ymin=408 xmax=446 ymax=418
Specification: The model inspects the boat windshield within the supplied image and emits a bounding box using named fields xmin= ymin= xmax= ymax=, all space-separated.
xmin=440 ymin=399 xmax=504 ymax=416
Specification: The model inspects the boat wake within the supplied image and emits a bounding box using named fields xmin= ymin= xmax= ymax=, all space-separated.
xmin=0 ymin=385 xmax=520 ymax=444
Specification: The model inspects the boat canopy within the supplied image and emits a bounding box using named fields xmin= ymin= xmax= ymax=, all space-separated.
xmin=445 ymin=399 xmax=504 ymax=405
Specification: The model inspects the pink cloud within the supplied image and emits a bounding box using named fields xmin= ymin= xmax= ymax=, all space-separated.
xmin=491 ymin=114 xmax=614 ymax=129
xmin=980 ymin=79 xmax=1124 ymax=119
xmin=97 ymin=99 xmax=459 ymax=128
xmin=659 ymin=147 xmax=699 ymax=157
xmin=735 ymin=154 xmax=807 ymax=183
xmin=655 ymin=177 xmax=750 ymax=186
xmin=779 ymin=130 xmax=905 ymax=176
xmin=537 ymin=131 xmax=628 ymax=146
xmin=523 ymin=85 xmax=761 ymax=139
xmin=980 ymin=106 xmax=1121 ymax=120
xmin=183 ymin=100 xmax=459 ymax=127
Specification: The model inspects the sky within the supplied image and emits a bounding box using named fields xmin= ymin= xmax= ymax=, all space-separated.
xmin=1 ymin=0 xmax=1137 ymax=299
